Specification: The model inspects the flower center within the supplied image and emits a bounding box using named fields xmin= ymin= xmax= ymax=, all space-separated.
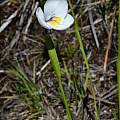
xmin=48 ymin=16 xmax=63 ymax=27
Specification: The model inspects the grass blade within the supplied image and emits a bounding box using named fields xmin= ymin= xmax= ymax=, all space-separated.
xmin=67 ymin=0 xmax=99 ymax=119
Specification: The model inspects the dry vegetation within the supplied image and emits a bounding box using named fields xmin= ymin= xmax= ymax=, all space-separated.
xmin=0 ymin=0 xmax=118 ymax=119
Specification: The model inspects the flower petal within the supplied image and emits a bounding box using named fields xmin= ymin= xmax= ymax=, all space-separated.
xmin=47 ymin=14 xmax=74 ymax=30
xmin=36 ymin=7 xmax=52 ymax=29
xmin=44 ymin=0 xmax=68 ymax=21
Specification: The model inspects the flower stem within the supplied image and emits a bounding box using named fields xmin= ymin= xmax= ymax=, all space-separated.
xmin=45 ymin=34 xmax=72 ymax=120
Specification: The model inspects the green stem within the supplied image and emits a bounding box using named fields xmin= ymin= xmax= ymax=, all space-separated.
xmin=68 ymin=0 xmax=99 ymax=119
xmin=45 ymin=34 xmax=72 ymax=120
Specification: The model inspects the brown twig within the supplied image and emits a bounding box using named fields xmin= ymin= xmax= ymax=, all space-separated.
xmin=87 ymin=0 xmax=99 ymax=48
xmin=23 ymin=1 xmax=39 ymax=41
xmin=103 ymin=15 xmax=115 ymax=72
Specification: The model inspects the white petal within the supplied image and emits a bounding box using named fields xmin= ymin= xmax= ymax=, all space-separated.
xmin=44 ymin=0 xmax=68 ymax=21
xmin=48 ymin=14 xmax=74 ymax=30
xmin=36 ymin=7 xmax=52 ymax=29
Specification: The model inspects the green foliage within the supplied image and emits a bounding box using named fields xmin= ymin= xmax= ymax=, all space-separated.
xmin=112 ymin=107 xmax=118 ymax=120
xmin=65 ymin=43 xmax=77 ymax=59
xmin=67 ymin=0 xmax=99 ymax=119
xmin=7 ymin=66 xmax=43 ymax=118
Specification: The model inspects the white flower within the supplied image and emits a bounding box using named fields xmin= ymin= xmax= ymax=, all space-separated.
xmin=36 ymin=0 xmax=74 ymax=30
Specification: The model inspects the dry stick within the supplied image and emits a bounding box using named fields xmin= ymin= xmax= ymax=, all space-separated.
xmin=87 ymin=0 xmax=99 ymax=48
xmin=102 ymin=88 xmax=117 ymax=100
xmin=89 ymin=95 xmax=115 ymax=105
xmin=0 ymin=0 xmax=9 ymax=5
xmin=36 ymin=60 xmax=50 ymax=76
xmin=103 ymin=16 xmax=115 ymax=72
xmin=81 ymin=0 xmax=110 ymax=7
xmin=0 ymin=5 xmax=22 ymax=33
xmin=1 ymin=0 xmax=30 ymax=61
xmin=100 ymin=85 xmax=117 ymax=100
xmin=69 ymin=13 xmax=114 ymax=34
xmin=23 ymin=1 xmax=39 ymax=41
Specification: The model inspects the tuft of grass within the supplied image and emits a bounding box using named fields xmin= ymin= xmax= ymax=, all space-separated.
xmin=7 ymin=65 xmax=43 ymax=118
xmin=64 ymin=42 xmax=77 ymax=60
xmin=63 ymin=61 xmax=85 ymax=119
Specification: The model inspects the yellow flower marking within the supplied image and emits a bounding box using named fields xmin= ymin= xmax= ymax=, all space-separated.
xmin=48 ymin=16 xmax=63 ymax=27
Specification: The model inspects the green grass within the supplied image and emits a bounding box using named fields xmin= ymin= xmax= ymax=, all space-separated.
xmin=63 ymin=61 xmax=85 ymax=119
xmin=7 ymin=65 xmax=43 ymax=118
xmin=67 ymin=0 xmax=99 ymax=119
